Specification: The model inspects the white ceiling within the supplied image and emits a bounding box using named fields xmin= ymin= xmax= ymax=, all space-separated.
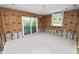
xmin=0 ymin=4 xmax=79 ymax=15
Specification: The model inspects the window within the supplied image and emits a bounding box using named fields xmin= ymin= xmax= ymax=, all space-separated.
xmin=51 ymin=12 xmax=64 ymax=26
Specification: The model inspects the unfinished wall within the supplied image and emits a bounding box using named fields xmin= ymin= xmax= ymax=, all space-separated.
xmin=41 ymin=15 xmax=63 ymax=31
xmin=40 ymin=10 xmax=79 ymax=42
xmin=0 ymin=7 xmax=40 ymax=33
xmin=63 ymin=10 xmax=79 ymax=32
xmin=41 ymin=10 xmax=79 ymax=33
xmin=0 ymin=7 xmax=79 ymax=52
xmin=0 ymin=7 xmax=41 ymax=42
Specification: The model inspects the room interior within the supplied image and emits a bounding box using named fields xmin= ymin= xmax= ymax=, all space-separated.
xmin=0 ymin=4 xmax=79 ymax=54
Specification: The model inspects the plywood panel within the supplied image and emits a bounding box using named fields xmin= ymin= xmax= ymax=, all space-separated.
xmin=76 ymin=23 xmax=79 ymax=32
xmin=2 ymin=23 xmax=11 ymax=33
xmin=0 ymin=7 xmax=40 ymax=34
xmin=63 ymin=10 xmax=79 ymax=32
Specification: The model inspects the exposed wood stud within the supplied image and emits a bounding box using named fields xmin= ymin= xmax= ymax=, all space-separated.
xmin=11 ymin=33 xmax=13 ymax=40
xmin=43 ymin=28 xmax=44 ymax=32
xmin=3 ymin=33 xmax=7 ymax=42
xmin=76 ymin=36 xmax=78 ymax=46
xmin=61 ymin=30 xmax=63 ymax=37
xmin=0 ymin=33 xmax=2 ymax=41
xmin=50 ymin=30 xmax=51 ymax=34
xmin=56 ymin=30 xmax=58 ymax=35
xmin=22 ymin=32 xmax=23 ymax=37
xmin=17 ymin=32 xmax=19 ymax=39
xmin=72 ymin=32 xmax=75 ymax=40
xmin=53 ymin=30 xmax=55 ymax=34
xmin=66 ymin=32 xmax=68 ymax=38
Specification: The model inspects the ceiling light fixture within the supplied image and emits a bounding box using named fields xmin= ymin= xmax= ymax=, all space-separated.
xmin=73 ymin=4 xmax=77 ymax=9
xmin=12 ymin=4 xmax=15 ymax=5
xmin=73 ymin=4 xmax=77 ymax=7
xmin=42 ymin=4 xmax=47 ymax=8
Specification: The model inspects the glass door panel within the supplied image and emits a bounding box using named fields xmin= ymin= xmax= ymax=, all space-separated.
xmin=22 ymin=17 xmax=31 ymax=35
xmin=31 ymin=18 xmax=37 ymax=33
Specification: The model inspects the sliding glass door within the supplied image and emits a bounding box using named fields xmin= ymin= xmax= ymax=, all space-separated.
xmin=31 ymin=18 xmax=37 ymax=33
xmin=22 ymin=16 xmax=38 ymax=36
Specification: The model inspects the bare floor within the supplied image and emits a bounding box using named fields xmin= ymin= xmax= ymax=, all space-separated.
xmin=3 ymin=32 xmax=76 ymax=54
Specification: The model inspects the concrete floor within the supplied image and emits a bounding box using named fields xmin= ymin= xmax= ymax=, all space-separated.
xmin=3 ymin=32 xmax=76 ymax=54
